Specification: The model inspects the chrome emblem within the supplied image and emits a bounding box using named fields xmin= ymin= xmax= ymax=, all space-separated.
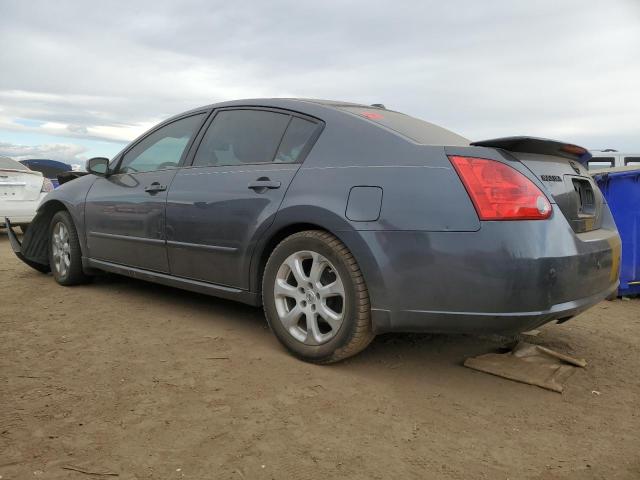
xmin=541 ymin=175 xmax=562 ymax=182
xmin=569 ymin=161 xmax=581 ymax=174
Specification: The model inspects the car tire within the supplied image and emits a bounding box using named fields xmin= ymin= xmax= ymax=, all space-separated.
xmin=262 ymin=230 xmax=374 ymax=363
xmin=49 ymin=210 xmax=90 ymax=286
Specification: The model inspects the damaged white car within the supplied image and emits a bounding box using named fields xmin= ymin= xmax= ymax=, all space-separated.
xmin=0 ymin=156 xmax=54 ymax=232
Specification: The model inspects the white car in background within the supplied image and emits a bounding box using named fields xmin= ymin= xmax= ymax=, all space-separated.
xmin=1 ymin=156 xmax=54 ymax=232
xmin=587 ymin=151 xmax=640 ymax=170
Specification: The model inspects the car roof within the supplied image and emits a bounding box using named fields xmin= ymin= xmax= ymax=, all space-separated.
xmin=182 ymin=98 xmax=384 ymax=115
xmin=158 ymin=98 xmax=468 ymax=148
xmin=590 ymin=152 xmax=640 ymax=157
xmin=291 ymin=98 xmax=384 ymax=108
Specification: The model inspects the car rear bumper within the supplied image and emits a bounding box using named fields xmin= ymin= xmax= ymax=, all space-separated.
xmin=0 ymin=196 xmax=45 ymax=225
xmin=342 ymin=207 xmax=622 ymax=334
xmin=371 ymin=281 xmax=618 ymax=334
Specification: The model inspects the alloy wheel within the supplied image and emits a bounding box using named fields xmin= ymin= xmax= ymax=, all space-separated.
xmin=51 ymin=222 xmax=71 ymax=278
xmin=273 ymin=250 xmax=346 ymax=345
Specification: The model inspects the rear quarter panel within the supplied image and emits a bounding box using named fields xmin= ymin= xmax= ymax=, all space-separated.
xmin=280 ymin=112 xmax=480 ymax=232
xmin=268 ymin=108 xmax=481 ymax=313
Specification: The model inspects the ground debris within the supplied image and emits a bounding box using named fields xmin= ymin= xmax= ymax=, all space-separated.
xmin=464 ymin=342 xmax=587 ymax=393
xmin=62 ymin=465 xmax=119 ymax=476
xmin=521 ymin=329 xmax=541 ymax=337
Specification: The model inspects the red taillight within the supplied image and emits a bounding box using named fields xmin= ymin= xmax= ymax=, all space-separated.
xmin=448 ymin=156 xmax=552 ymax=221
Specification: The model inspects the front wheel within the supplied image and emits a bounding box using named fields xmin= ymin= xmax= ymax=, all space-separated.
xmin=49 ymin=211 xmax=90 ymax=286
xmin=262 ymin=230 xmax=374 ymax=363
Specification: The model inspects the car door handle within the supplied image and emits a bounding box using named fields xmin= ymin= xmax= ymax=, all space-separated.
xmin=144 ymin=182 xmax=167 ymax=193
xmin=248 ymin=178 xmax=281 ymax=191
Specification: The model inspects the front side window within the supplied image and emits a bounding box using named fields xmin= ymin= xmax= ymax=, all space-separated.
xmin=119 ymin=114 xmax=205 ymax=174
xmin=193 ymin=110 xmax=291 ymax=167
xmin=625 ymin=156 xmax=640 ymax=166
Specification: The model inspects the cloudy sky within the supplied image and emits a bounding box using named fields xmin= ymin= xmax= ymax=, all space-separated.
xmin=1 ymin=0 xmax=639 ymax=165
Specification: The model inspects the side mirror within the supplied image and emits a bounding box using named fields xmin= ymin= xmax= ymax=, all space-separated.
xmin=86 ymin=157 xmax=110 ymax=177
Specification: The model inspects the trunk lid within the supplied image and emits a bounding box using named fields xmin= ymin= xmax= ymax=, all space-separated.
xmin=472 ymin=137 xmax=603 ymax=233
xmin=510 ymin=152 xmax=604 ymax=233
xmin=0 ymin=169 xmax=43 ymax=201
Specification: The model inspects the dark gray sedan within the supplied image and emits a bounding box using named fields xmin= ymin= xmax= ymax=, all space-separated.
xmin=6 ymin=99 xmax=621 ymax=363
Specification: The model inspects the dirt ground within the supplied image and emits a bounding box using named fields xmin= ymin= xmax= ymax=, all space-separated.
xmin=1 ymin=233 xmax=639 ymax=480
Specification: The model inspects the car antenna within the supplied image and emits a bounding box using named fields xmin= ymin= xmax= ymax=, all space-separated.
xmin=370 ymin=103 xmax=386 ymax=109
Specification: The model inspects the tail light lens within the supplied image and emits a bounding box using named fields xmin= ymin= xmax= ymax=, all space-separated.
xmin=449 ymin=156 xmax=551 ymax=220
xmin=41 ymin=178 xmax=54 ymax=193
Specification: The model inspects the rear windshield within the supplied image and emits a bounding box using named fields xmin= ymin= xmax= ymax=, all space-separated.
xmin=338 ymin=107 xmax=469 ymax=146
xmin=0 ymin=157 xmax=29 ymax=170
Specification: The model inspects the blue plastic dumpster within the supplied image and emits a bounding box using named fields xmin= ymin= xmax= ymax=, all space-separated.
xmin=593 ymin=168 xmax=640 ymax=296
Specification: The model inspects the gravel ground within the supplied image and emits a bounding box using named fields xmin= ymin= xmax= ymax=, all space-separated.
xmin=1 ymin=233 xmax=639 ymax=479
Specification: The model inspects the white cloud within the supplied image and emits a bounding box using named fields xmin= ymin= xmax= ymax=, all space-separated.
xmin=0 ymin=141 xmax=88 ymax=163
xmin=0 ymin=0 xmax=639 ymax=150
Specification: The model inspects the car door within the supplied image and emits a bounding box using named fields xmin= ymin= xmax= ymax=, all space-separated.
xmin=84 ymin=112 xmax=207 ymax=272
xmin=165 ymin=108 xmax=322 ymax=289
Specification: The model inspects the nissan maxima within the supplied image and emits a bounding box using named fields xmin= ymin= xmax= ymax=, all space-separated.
xmin=5 ymin=99 xmax=621 ymax=363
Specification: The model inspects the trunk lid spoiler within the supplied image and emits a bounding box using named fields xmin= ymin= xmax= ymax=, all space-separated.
xmin=0 ymin=168 xmax=42 ymax=175
xmin=471 ymin=136 xmax=592 ymax=166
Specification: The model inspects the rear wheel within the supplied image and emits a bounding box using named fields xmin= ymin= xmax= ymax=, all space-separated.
xmin=49 ymin=211 xmax=90 ymax=286
xmin=262 ymin=230 xmax=374 ymax=363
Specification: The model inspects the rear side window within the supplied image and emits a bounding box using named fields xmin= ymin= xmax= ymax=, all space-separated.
xmin=274 ymin=117 xmax=319 ymax=163
xmin=625 ymin=156 xmax=640 ymax=166
xmin=193 ymin=110 xmax=290 ymax=167
xmin=588 ymin=157 xmax=614 ymax=170
xmin=338 ymin=106 xmax=469 ymax=146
